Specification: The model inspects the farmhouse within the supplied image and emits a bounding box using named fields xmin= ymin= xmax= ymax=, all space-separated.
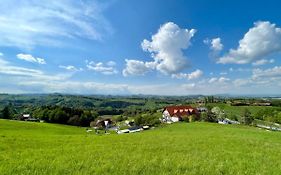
xmin=162 ymin=106 xmax=198 ymax=122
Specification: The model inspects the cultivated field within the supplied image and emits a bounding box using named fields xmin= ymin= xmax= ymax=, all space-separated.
xmin=1 ymin=119 xmax=281 ymax=174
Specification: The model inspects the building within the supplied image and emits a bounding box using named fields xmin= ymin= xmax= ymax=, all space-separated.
xmin=19 ymin=114 xmax=39 ymax=122
xmin=95 ymin=118 xmax=113 ymax=129
xmin=197 ymin=107 xmax=208 ymax=113
xmin=218 ymin=118 xmax=240 ymax=125
xmin=162 ymin=106 xmax=198 ymax=122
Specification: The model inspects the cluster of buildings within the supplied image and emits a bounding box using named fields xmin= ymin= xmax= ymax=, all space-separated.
xmin=161 ymin=105 xmax=200 ymax=123
xmin=161 ymin=105 xmax=240 ymax=125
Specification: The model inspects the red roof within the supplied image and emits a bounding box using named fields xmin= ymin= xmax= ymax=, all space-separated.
xmin=163 ymin=106 xmax=198 ymax=117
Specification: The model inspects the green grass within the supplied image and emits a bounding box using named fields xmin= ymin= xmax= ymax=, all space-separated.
xmin=1 ymin=119 xmax=281 ymax=174
xmin=208 ymin=103 xmax=281 ymax=116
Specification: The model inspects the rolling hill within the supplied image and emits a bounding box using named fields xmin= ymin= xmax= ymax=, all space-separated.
xmin=1 ymin=119 xmax=281 ymax=174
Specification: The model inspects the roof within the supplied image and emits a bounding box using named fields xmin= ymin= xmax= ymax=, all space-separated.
xmin=163 ymin=106 xmax=198 ymax=117
xmin=95 ymin=118 xmax=113 ymax=127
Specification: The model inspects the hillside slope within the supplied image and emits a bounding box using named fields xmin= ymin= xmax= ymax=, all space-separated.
xmin=1 ymin=119 xmax=281 ymax=174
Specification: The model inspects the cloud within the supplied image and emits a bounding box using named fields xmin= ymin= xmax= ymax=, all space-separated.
xmin=107 ymin=61 xmax=116 ymax=67
xmin=0 ymin=58 xmax=69 ymax=81
xmin=211 ymin=38 xmax=223 ymax=51
xmin=0 ymin=0 xmax=112 ymax=49
xmin=252 ymin=66 xmax=281 ymax=80
xmin=228 ymin=67 xmax=251 ymax=72
xmin=87 ymin=61 xmax=118 ymax=75
xmin=220 ymin=72 xmax=228 ymax=75
xmin=218 ymin=21 xmax=281 ymax=64
xmin=0 ymin=52 xmax=3 ymax=56
xmin=233 ymin=79 xmax=251 ymax=87
xmin=59 ymin=65 xmax=82 ymax=71
xmin=171 ymin=69 xmax=203 ymax=80
xmin=208 ymin=77 xmax=218 ymax=83
xmin=252 ymin=59 xmax=274 ymax=66
xmin=122 ymin=59 xmax=156 ymax=76
xmin=208 ymin=77 xmax=230 ymax=83
xmin=1 ymin=58 xmax=280 ymax=94
xmin=17 ymin=80 xmax=129 ymax=95
xmin=0 ymin=57 xmax=127 ymax=94
xmin=232 ymin=66 xmax=281 ymax=89
xmin=182 ymin=83 xmax=196 ymax=89
xmin=17 ymin=53 xmax=46 ymax=64
xmin=204 ymin=37 xmax=223 ymax=51
xmin=123 ymin=22 xmax=196 ymax=76
xmin=0 ymin=56 xmax=252 ymax=95
xmin=142 ymin=22 xmax=196 ymax=74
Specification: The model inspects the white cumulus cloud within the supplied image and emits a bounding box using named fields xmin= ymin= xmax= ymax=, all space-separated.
xmin=218 ymin=21 xmax=281 ymax=64
xmin=204 ymin=37 xmax=223 ymax=51
xmin=123 ymin=22 xmax=196 ymax=76
xmin=17 ymin=53 xmax=46 ymax=64
xmin=122 ymin=59 xmax=156 ymax=76
xmin=141 ymin=22 xmax=196 ymax=75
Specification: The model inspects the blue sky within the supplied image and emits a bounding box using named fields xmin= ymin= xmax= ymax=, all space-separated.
xmin=0 ymin=0 xmax=281 ymax=95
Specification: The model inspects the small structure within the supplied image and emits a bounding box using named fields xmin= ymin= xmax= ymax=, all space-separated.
xmin=142 ymin=126 xmax=149 ymax=130
xmin=197 ymin=107 xmax=208 ymax=113
xmin=19 ymin=114 xmax=39 ymax=122
xmin=117 ymin=129 xmax=130 ymax=134
xmin=95 ymin=118 xmax=113 ymax=129
xmin=124 ymin=120 xmax=135 ymax=127
xmin=162 ymin=106 xmax=198 ymax=123
xmin=23 ymin=114 xmax=31 ymax=120
xmin=128 ymin=126 xmax=143 ymax=133
xmin=117 ymin=126 xmax=144 ymax=134
xmin=218 ymin=118 xmax=240 ymax=125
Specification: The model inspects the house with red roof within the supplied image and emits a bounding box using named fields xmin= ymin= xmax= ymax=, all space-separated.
xmin=162 ymin=106 xmax=198 ymax=122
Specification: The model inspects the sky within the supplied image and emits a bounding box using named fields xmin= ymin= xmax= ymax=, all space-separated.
xmin=0 ymin=0 xmax=281 ymax=95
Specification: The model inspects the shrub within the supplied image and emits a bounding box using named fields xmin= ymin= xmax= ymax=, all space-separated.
xmin=241 ymin=109 xmax=253 ymax=125
xmin=182 ymin=116 xmax=189 ymax=122
xmin=90 ymin=121 xmax=96 ymax=128
xmin=134 ymin=113 xmax=161 ymax=126
xmin=67 ymin=115 xmax=81 ymax=126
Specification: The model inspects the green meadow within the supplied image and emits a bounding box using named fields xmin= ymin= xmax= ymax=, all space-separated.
xmin=1 ymin=119 xmax=281 ymax=175
xmin=208 ymin=103 xmax=281 ymax=116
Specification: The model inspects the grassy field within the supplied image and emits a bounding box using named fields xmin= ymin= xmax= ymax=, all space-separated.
xmin=208 ymin=103 xmax=281 ymax=116
xmin=1 ymin=119 xmax=281 ymax=174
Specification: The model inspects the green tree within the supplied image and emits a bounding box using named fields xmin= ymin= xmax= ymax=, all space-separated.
xmin=1 ymin=105 xmax=13 ymax=119
xmin=67 ymin=115 xmax=81 ymax=126
xmin=200 ymin=112 xmax=216 ymax=122
xmin=241 ymin=108 xmax=253 ymax=125
xmin=80 ymin=110 xmax=96 ymax=127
